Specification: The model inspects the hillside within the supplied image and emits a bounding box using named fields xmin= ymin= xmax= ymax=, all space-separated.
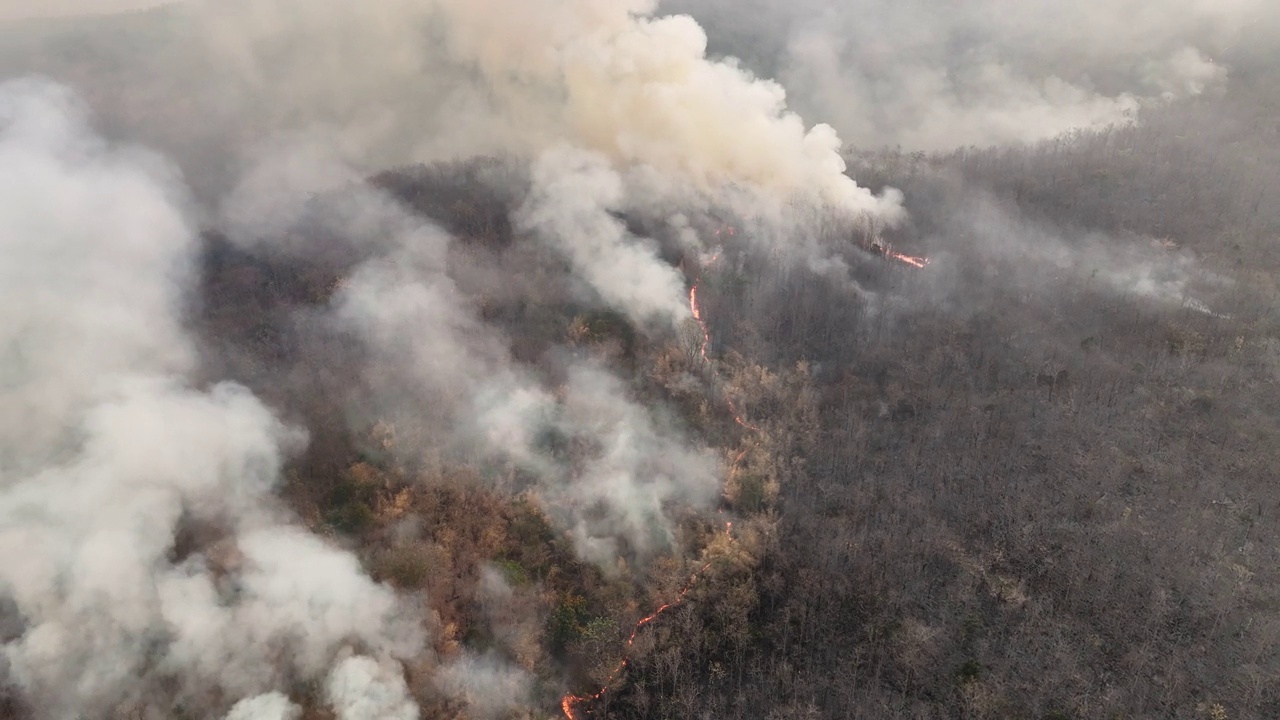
xmin=2 ymin=4 xmax=1279 ymax=720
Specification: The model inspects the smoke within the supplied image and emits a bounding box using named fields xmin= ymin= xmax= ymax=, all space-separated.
xmin=0 ymin=0 xmax=900 ymax=237
xmin=325 ymin=186 xmax=721 ymax=565
xmin=325 ymin=192 xmax=552 ymax=464
xmin=472 ymin=564 xmax=544 ymax=670
xmin=158 ymin=528 xmax=426 ymax=696
xmin=665 ymin=0 xmax=1274 ymax=150
xmin=3 ymin=1 xmax=1259 ymax=717
xmin=0 ymin=1 xmax=170 ymax=21
xmin=518 ymin=145 xmax=692 ymax=329
xmin=0 ymin=79 xmax=423 ymax=717
xmin=889 ymin=177 xmax=1231 ymax=324
xmin=0 ymin=79 xmax=194 ymax=472
xmin=434 ymin=652 xmax=533 ymax=719
xmin=224 ymin=693 xmax=301 ymax=720
xmin=551 ymin=363 xmax=721 ymax=564
xmin=0 ymin=0 xmax=1002 ymax=715
xmin=3 ymin=1 xmax=1275 ymax=717
xmin=150 ymin=0 xmax=906 ymax=349
xmin=324 ymin=654 xmax=418 ymax=720
xmin=218 ymin=134 xmax=371 ymax=248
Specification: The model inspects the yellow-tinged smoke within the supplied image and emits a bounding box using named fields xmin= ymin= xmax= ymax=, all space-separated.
xmin=196 ymin=0 xmax=901 ymax=224
xmin=434 ymin=0 xmax=900 ymax=217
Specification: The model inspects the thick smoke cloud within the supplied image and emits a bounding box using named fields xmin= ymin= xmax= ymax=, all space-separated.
xmin=330 ymin=201 xmax=551 ymax=461
xmin=177 ymin=0 xmax=901 ymax=332
xmin=665 ymin=0 xmax=1277 ymax=150
xmin=0 ymin=79 xmax=423 ymax=717
xmin=55 ymin=0 xmax=894 ymax=236
xmin=324 ymin=654 xmax=419 ymax=720
xmin=321 ymin=184 xmax=721 ymax=565
xmin=551 ymin=364 xmax=721 ymax=564
xmin=0 ymin=1 xmax=168 ymax=21
xmin=0 ymin=79 xmax=194 ymax=471
xmin=2 ymin=1 xmax=1273 ymax=717
xmin=518 ymin=146 xmax=693 ymax=328
xmin=224 ymin=693 xmax=300 ymax=720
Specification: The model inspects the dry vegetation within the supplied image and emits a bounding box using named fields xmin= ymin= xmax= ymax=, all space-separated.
xmin=6 ymin=8 xmax=1280 ymax=720
xmin=180 ymin=67 xmax=1280 ymax=716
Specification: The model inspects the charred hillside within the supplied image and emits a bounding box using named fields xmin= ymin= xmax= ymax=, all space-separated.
xmin=183 ymin=114 xmax=1280 ymax=719
xmin=4 ymin=3 xmax=1280 ymax=720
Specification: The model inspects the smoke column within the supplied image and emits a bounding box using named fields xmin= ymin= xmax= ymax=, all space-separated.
xmin=664 ymin=0 xmax=1276 ymax=150
xmin=116 ymin=0 xmax=902 ymax=235
xmin=0 ymin=78 xmax=423 ymax=719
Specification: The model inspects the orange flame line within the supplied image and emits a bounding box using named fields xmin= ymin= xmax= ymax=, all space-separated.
xmin=689 ymin=282 xmax=713 ymax=363
xmin=561 ymin=556 xmax=719 ymax=719
xmin=725 ymin=395 xmax=761 ymax=433
xmin=688 ymin=248 xmax=761 ymax=432
xmin=886 ymin=250 xmax=930 ymax=268
xmin=559 ymin=229 xmax=753 ymax=719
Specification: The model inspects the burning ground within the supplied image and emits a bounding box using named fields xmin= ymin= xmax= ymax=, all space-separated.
xmin=3 ymin=1 xmax=1280 ymax=719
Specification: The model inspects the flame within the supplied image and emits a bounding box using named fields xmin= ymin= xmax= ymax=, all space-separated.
xmin=559 ymin=229 xmax=754 ymax=719
xmin=688 ymin=250 xmax=719 ymax=364
xmin=870 ymin=237 xmax=929 ymax=269
xmin=560 ymin=529 xmax=728 ymax=720
xmin=689 ymin=283 xmax=712 ymax=362
xmin=725 ymin=395 xmax=761 ymax=433
xmin=688 ymin=248 xmax=762 ymax=433
xmin=887 ymin=250 xmax=930 ymax=268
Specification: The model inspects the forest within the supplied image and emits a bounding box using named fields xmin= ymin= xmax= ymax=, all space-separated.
xmin=1 ymin=3 xmax=1280 ymax=720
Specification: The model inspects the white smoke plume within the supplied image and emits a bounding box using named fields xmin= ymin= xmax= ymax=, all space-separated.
xmin=0 ymin=1 xmax=933 ymax=713
xmin=325 ymin=654 xmax=419 ymax=720
xmin=471 ymin=563 xmax=545 ymax=671
xmin=224 ymin=693 xmax=301 ymax=720
xmin=477 ymin=2 xmax=897 ymax=216
xmin=552 ymin=363 xmax=721 ymax=564
xmin=157 ymin=528 xmax=426 ymax=699
xmin=10 ymin=0 xmax=901 ymax=234
xmin=434 ymin=651 xmax=533 ymax=720
xmin=0 ymin=79 xmax=194 ymax=472
xmin=665 ymin=0 xmax=1273 ymax=150
xmin=329 ymin=193 xmax=720 ymax=565
xmin=518 ymin=145 xmax=692 ymax=328
xmin=0 ymin=79 xmax=423 ymax=717
xmin=326 ymin=193 xmax=554 ymax=463
xmin=910 ymin=187 xmax=1230 ymax=318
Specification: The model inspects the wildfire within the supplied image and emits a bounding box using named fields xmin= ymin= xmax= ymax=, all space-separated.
xmin=887 ymin=250 xmax=930 ymax=268
xmin=871 ymin=238 xmax=930 ymax=269
xmin=688 ymin=248 xmax=763 ymax=433
xmin=560 ymin=548 xmax=724 ymax=719
xmin=688 ymin=251 xmax=719 ymax=364
xmin=559 ymin=228 xmax=759 ymax=719
xmin=725 ymin=395 xmax=761 ymax=433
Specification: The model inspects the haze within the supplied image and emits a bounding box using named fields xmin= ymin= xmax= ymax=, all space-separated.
xmin=0 ymin=0 xmax=171 ymax=21
xmin=1 ymin=2 xmax=1278 ymax=719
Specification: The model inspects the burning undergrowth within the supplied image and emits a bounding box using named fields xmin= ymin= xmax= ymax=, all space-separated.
xmin=1 ymin=86 xmax=1231 ymax=717
xmin=4 ymin=0 xmax=1274 ymax=717
xmin=181 ymin=139 xmax=941 ymax=717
